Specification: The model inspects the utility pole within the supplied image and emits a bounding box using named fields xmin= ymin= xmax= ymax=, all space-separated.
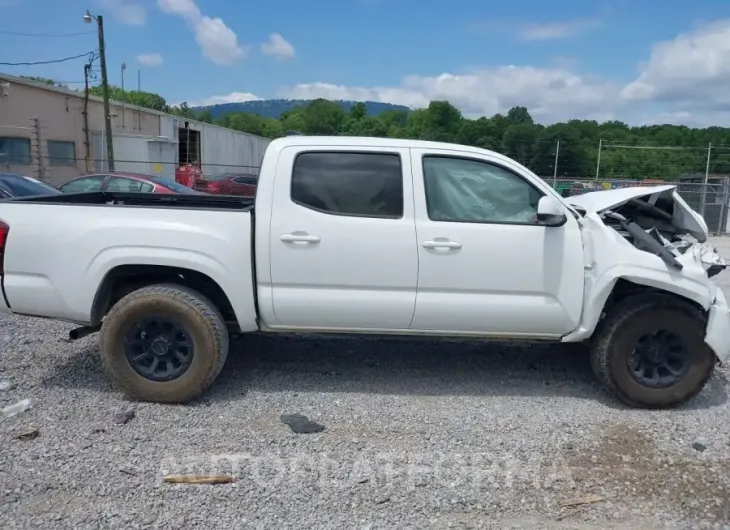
xmin=82 ymin=63 xmax=91 ymax=171
xmin=700 ymin=142 xmax=712 ymax=216
xmin=137 ymin=69 xmax=141 ymax=91
xmin=121 ymin=62 xmax=126 ymax=130
xmin=84 ymin=10 xmax=115 ymax=171
xmin=595 ymin=139 xmax=602 ymax=180
xmin=552 ymin=140 xmax=560 ymax=187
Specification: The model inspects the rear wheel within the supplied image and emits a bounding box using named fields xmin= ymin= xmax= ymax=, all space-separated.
xmin=99 ymin=284 xmax=229 ymax=403
xmin=590 ymin=294 xmax=715 ymax=408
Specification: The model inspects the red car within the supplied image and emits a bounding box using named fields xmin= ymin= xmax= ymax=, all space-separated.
xmin=194 ymin=173 xmax=258 ymax=197
xmin=59 ymin=172 xmax=202 ymax=194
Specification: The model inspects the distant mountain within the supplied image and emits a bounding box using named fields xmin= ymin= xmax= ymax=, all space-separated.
xmin=195 ymin=99 xmax=411 ymax=120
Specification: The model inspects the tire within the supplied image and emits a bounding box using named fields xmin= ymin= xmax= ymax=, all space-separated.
xmin=99 ymin=283 xmax=229 ymax=403
xmin=590 ymin=293 xmax=716 ymax=409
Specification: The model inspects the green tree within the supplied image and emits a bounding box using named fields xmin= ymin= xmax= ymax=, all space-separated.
xmin=89 ymin=85 xmax=169 ymax=112
xmin=454 ymin=117 xmax=501 ymax=150
xmin=21 ymin=76 xmax=66 ymax=87
xmin=169 ymin=102 xmax=196 ymax=119
xmin=48 ymin=81 xmax=730 ymax=182
xmin=220 ymin=113 xmax=265 ymax=135
xmin=502 ymin=124 xmax=538 ymax=165
xmin=506 ymin=106 xmax=533 ymax=126
xmin=197 ymin=109 xmax=214 ymax=124
xmin=302 ymin=99 xmax=346 ymax=135
xmin=350 ymin=102 xmax=367 ymax=120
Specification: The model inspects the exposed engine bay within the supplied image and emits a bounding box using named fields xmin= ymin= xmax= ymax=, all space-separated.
xmin=569 ymin=185 xmax=728 ymax=278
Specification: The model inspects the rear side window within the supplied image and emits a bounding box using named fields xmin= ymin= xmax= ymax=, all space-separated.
xmin=291 ymin=152 xmax=403 ymax=218
xmin=107 ymin=177 xmax=154 ymax=193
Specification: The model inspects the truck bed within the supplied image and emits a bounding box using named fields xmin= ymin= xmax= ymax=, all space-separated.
xmin=0 ymin=192 xmax=259 ymax=330
xmin=8 ymin=191 xmax=255 ymax=210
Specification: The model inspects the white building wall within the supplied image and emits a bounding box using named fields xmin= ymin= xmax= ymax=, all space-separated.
xmin=177 ymin=119 xmax=270 ymax=177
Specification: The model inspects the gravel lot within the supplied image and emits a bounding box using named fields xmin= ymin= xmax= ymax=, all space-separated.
xmin=2 ymin=238 xmax=730 ymax=529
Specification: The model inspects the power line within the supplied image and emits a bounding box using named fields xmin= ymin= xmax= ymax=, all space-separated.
xmin=0 ymin=30 xmax=94 ymax=37
xmin=0 ymin=51 xmax=96 ymax=66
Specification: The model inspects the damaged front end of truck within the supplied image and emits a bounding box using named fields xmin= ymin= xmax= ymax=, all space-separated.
xmin=565 ymin=185 xmax=730 ymax=362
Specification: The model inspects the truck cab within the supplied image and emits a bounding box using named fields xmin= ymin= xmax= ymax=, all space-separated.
xmin=254 ymin=138 xmax=584 ymax=337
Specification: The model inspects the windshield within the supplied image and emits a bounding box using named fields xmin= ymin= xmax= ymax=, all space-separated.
xmin=0 ymin=174 xmax=61 ymax=197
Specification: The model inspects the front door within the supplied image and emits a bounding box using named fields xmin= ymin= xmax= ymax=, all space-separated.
xmin=268 ymin=146 xmax=419 ymax=330
xmin=410 ymin=149 xmax=585 ymax=337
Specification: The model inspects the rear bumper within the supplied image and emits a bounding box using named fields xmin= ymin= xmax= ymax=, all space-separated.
xmin=705 ymin=289 xmax=730 ymax=363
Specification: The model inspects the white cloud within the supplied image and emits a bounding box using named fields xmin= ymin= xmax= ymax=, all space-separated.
xmin=279 ymin=67 xmax=621 ymax=124
xmin=519 ymin=18 xmax=601 ymax=41
xmin=191 ymin=18 xmax=730 ymax=126
xmin=137 ymin=53 xmax=163 ymax=67
xmin=621 ymin=19 xmax=730 ymax=114
xmin=98 ymin=0 xmax=146 ymax=26
xmin=157 ymin=0 xmax=247 ymax=66
xmin=261 ymin=33 xmax=295 ymax=61
xmin=191 ymin=92 xmax=261 ymax=107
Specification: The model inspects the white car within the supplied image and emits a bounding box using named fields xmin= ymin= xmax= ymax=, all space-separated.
xmin=0 ymin=136 xmax=727 ymax=408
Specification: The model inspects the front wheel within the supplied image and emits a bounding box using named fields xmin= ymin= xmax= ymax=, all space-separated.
xmin=99 ymin=284 xmax=229 ymax=403
xmin=590 ymin=294 xmax=716 ymax=408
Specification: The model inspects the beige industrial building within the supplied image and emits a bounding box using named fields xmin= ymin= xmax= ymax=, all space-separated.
xmin=0 ymin=73 xmax=269 ymax=186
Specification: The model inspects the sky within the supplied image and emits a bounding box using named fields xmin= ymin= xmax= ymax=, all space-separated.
xmin=1 ymin=0 xmax=730 ymax=127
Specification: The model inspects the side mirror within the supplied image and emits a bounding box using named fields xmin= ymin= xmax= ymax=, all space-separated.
xmin=536 ymin=196 xmax=567 ymax=227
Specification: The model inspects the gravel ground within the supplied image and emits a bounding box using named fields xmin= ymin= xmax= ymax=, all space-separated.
xmin=2 ymin=239 xmax=730 ymax=529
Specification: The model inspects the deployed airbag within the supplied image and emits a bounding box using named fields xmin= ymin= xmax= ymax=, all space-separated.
xmin=423 ymin=157 xmax=540 ymax=223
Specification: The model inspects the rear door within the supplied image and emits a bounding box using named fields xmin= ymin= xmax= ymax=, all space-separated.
xmin=267 ymin=146 xmax=418 ymax=330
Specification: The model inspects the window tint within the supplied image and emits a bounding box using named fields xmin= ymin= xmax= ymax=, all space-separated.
xmin=0 ymin=175 xmax=60 ymax=197
xmin=231 ymin=175 xmax=257 ymax=185
xmin=423 ymin=156 xmax=542 ymax=224
xmin=291 ymin=152 xmax=403 ymax=218
xmin=0 ymin=137 xmax=31 ymax=166
xmin=143 ymin=175 xmax=196 ymax=193
xmin=59 ymin=176 xmax=106 ymax=193
xmin=47 ymin=140 xmax=76 ymax=167
xmin=107 ymin=177 xmax=154 ymax=193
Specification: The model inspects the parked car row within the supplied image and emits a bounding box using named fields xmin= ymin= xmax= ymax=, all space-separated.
xmin=0 ymin=170 xmax=259 ymax=199
xmin=58 ymin=172 xmax=203 ymax=195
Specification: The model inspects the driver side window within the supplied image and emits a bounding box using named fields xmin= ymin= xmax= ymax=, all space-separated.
xmin=422 ymin=156 xmax=542 ymax=224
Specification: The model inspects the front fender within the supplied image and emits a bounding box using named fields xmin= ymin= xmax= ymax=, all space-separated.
xmin=562 ymin=263 xmax=715 ymax=343
xmin=563 ymin=215 xmax=716 ymax=343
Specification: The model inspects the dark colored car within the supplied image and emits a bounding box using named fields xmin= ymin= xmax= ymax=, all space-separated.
xmin=0 ymin=173 xmax=62 ymax=198
xmin=59 ymin=172 xmax=203 ymax=194
xmin=195 ymin=173 xmax=258 ymax=197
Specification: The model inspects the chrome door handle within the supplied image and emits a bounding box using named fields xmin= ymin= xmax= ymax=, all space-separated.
xmin=422 ymin=240 xmax=462 ymax=249
xmin=281 ymin=233 xmax=321 ymax=244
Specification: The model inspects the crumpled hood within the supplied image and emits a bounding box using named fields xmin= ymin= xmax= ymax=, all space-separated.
xmin=568 ymin=184 xmax=709 ymax=242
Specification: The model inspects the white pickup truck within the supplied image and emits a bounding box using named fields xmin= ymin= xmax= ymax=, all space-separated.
xmin=0 ymin=136 xmax=728 ymax=408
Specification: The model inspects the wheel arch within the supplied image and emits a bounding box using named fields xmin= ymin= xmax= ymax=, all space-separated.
xmin=563 ymin=272 xmax=713 ymax=343
xmin=90 ymin=264 xmax=239 ymax=331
